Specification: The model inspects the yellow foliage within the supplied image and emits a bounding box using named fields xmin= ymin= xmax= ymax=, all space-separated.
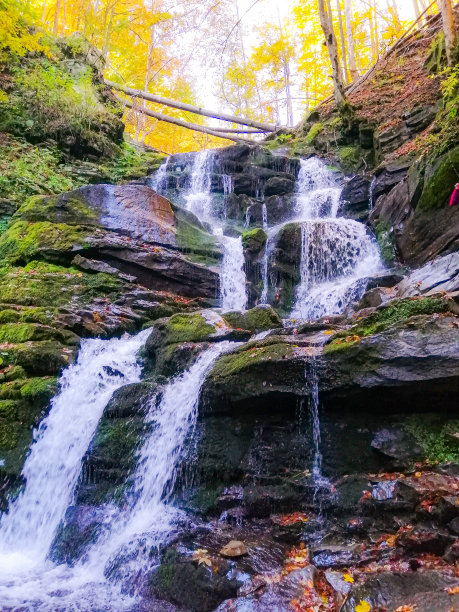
xmin=355 ymin=601 xmax=371 ymax=612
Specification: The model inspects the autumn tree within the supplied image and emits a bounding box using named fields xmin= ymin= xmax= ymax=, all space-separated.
xmin=438 ymin=0 xmax=457 ymax=66
xmin=317 ymin=0 xmax=346 ymax=105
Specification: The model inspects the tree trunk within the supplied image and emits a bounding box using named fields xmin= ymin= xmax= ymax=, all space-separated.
xmin=344 ymin=0 xmax=358 ymax=81
xmin=53 ymin=0 xmax=62 ymax=35
xmin=102 ymin=6 xmax=114 ymax=61
xmin=318 ymin=0 xmax=346 ymax=106
xmin=61 ymin=0 xmax=67 ymax=34
xmin=412 ymin=0 xmax=421 ymax=25
xmin=106 ymin=80 xmax=278 ymax=131
xmin=336 ymin=0 xmax=349 ymax=82
xmin=373 ymin=0 xmax=379 ymax=57
xmin=438 ymin=0 xmax=457 ymax=66
xmin=369 ymin=2 xmax=377 ymax=62
xmin=41 ymin=0 xmax=47 ymax=23
xmin=120 ymin=100 xmax=252 ymax=143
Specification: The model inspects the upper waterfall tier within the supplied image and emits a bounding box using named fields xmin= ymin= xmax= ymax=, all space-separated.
xmin=149 ymin=146 xmax=382 ymax=319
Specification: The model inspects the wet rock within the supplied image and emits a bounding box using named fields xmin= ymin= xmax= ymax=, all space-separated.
xmin=373 ymin=162 xmax=411 ymax=199
xmin=222 ymin=305 xmax=282 ymax=333
xmin=220 ymin=540 xmax=248 ymax=558
xmin=357 ymin=286 xmax=396 ymax=309
xmin=312 ymin=547 xmax=356 ymax=569
xmin=264 ymin=176 xmax=295 ymax=197
xmin=325 ymin=569 xmax=352 ymax=595
xmin=371 ymin=428 xmax=423 ymax=466
xmin=398 ymin=528 xmax=453 ymax=555
xmin=149 ymin=548 xmax=240 ymax=612
xmin=342 ymin=570 xmax=459 ymax=612
xmin=365 ymin=269 xmax=407 ymax=290
xmin=395 ymin=252 xmax=459 ymax=298
xmin=50 ymin=505 xmax=105 ymax=564
xmin=339 ymin=175 xmax=372 ymax=221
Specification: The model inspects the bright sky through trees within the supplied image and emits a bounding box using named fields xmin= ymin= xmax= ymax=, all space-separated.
xmin=4 ymin=0 xmax=449 ymax=152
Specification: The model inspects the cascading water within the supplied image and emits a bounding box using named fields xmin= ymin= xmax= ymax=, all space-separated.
xmin=183 ymin=149 xmax=247 ymax=311
xmin=260 ymin=202 xmax=269 ymax=304
xmin=79 ymin=341 xmax=237 ymax=584
xmin=148 ymin=157 xmax=169 ymax=195
xmin=0 ymin=338 xmax=236 ymax=609
xmin=290 ymin=158 xmax=382 ymax=319
xmin=0 ymin=330 xmax=150 ymax=568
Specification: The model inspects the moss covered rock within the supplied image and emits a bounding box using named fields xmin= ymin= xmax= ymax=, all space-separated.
xmin=222 ymin=305 xmax=281 ymax=332
xmin=241 ymin=228 xmax=267 ymax=255
xmin=418 ymin=147 xmax=459 ymax=211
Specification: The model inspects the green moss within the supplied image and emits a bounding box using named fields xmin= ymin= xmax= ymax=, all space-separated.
xmin=0 ymin=262 xmax=121 ymax=308
xmin=0 ymin=323 xmax=64 ymax=344
xmin=325 ymin=297 xmax=451 ymax=351
xmin=222 ymin=306 xmax=281 ymax=332
xmin=0 ymin=220 xmax=91 ymax=263
xmin=0 ymin=417 xmax=21 ymax=450
xmin=90 ymin=417 xmax=144 ymax=472
xmin=417 ymin=147 xmax=459 ymax=210
xmin=306 ymin=122 xmax=324 ymax=144
xmin=100 ymin=143 xmax=164 ymax=182
xmin=374 ymin=220 xmax=396 ymax=266
xmin=210 ymin=340 xmax=293 ymax=382
xmin=241 ymin=228 xmax=267 ymax=254
xmin=20 ymin=377 xmax=58 ymax=403
xmin=0 ymin=341 xmax=75 ymax=376
xmin=163 ymin=313 xmax=214 ymax=345
xmin=405 ymin=415 xmax=459 ymax=463
xmin=188 ymin=485 xmax=224 ymax=515
xmin=337 ymin=145 xmax=365 ymax=173
xmin=0 ymin=400 xmax=19 ymax=420
xmin=0 ymin=365 xmax=26 ymax=383
xmin=0 ymin=380 xmax=26 ymax=400
xmin=0 ymin=309 xmax=20 ymax=324
xmin=16 ymin=193 xmax=99 ymax=225
xmin=175 ymin=217 xmax=219 ymax=265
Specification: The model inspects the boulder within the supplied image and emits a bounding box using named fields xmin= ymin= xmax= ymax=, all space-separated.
xmin=395 ymin=252 xmax=459 ymax=298
xmin=264 ymin=176 xmax=295 ymax=197
xmin=342 ymin=571 xmax=459 ymax=612
xmin=339 ymin=175 xmax=372 ymax=221
xmin=371 ymin=428 xmax=423 ymax=465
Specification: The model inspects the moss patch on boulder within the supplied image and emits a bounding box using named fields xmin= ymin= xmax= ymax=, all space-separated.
xmin=0 ymin=262 xmax=121 ymax=307
xmin=241 ymin=228 xmax=267 ymax=255
xmin=325 ymin=296 xmax=452 ymax=352
xmin=222 ymin=305 xmax=281 ymax=332
xmin=417 ymin=147 xmax=459 ymax=211
xmin=0 ymin=221 xmax=91 ymax=264
xmin=209 ymin=340 xmax=293 ymax=384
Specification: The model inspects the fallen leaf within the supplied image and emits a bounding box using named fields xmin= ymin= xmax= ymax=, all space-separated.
xmin=343 ymin=573 xmax=354 ymax=583
xmin=355 ymin=602 xmax=371 ymax=612
xmin=447 ymin=585 xmax=459 ymax=595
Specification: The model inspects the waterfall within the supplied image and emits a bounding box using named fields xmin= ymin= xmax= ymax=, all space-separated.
xmin=260 ymin=203 xmax=269 ymax=304
xmin=0 ymin=329 xmax=150 ymax=569
xmin=309 ymin=358 xmax=322 ymax=484
xmin=149 ymin=158 xmax=169 ymax=195
xmin=291 ymin=159 xmax=382 ymax=320
xmin=369 ymin=175 xmax=377 ymax=210
xmin=0 ymin=340 xmax=237 ymax=609
xmin=84 ymin=341 xmax=237 ymax=567
xmin=184 ymin=149 xmax=246 ymax=312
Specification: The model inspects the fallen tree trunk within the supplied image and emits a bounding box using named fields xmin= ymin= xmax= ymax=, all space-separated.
xmin=120 ymin=100 xmax=255 ymax=144
xmin=106 ymin=79 xmax=277 ymax=132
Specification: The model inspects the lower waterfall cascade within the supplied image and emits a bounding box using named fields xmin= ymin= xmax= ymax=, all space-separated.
xmin=0 ymin=334 xmax=238 ymax=608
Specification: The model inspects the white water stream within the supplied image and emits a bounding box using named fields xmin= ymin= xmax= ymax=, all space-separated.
xmin=0 ymin=334 xmax=236 ymax=609
xmin=290 ymin=158 xmax=382 ymax=320
xmin=183 ymin=149 xmax=247 ymax=312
